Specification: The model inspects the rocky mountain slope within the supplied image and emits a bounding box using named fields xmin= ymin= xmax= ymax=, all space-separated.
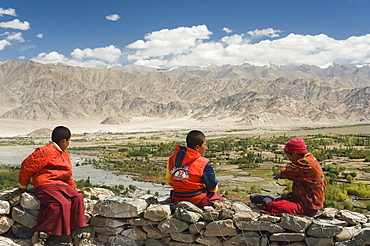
xmin=0 ymin=60 xmax=369 ymax=126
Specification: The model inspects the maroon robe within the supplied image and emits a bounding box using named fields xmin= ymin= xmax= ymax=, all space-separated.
xmin=35 ymin=184 xmax=86 ymax=235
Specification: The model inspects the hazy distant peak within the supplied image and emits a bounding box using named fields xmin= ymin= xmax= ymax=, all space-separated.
xmin=320 ymin=62 xmax=334 ymax=69
xmin=356 ymin=64 xmax=370 ymax=68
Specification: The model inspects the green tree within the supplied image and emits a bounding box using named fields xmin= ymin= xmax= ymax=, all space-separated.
xmin=343 ymin=201 xmax=354 ymax=210
xmin=346 ymin=175 xmax=353 ymax=183
xmin=249 ymin=185 xmax=261 ymax=194
xmin=129 ymin=185 xmax=137 ymax=191
xmin=84 ymin=176 xmax=93 ymax=187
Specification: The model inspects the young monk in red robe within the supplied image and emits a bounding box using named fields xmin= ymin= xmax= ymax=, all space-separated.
xmin=16 ymin=126 xmax=90 ymax=246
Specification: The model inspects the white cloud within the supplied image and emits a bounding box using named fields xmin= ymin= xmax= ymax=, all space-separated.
xmin=71 ymin=45 xmax=122 ymax=63
xmin=19 ymin=56 xmax=25 ymax=60
xmin=125 ymin=26 xmax=370 ymax=69
xmin=247 ymin=28 xmax=282 ymax=38
xmin=0 ymin=8 xmax=16 ymax=17
xmin=32 ymin=45 xmax=122 ymax=67
xmin=0 ymin=19 xmax=30 ymax=31
xmin=223 ymin=27 xmax=233 ymax=34
xmin=28 ymin=25 xmax=370 ymax=70
xmin=32 ymin=50 xmax=117 ymax=67
xmin=221 ymin=34 xmax=243 ymax=45
xmin=0 ymin=39 xmax=11 ymax=50
xmin=6 ymin=32 xmax=25 ymax=42
xmin=36 ymin=33 xmax=44 ymax=38
xmin=127 ymin=25 xmax=212 ymax=60
xmin=106 ymin=14 xmax=121 ymax=21
xmin=32 ymin=51 xmax=68 ymax=64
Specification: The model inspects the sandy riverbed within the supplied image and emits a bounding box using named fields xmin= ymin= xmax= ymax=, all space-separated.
xmin=2 ymin=117 xmax=368 ymax=138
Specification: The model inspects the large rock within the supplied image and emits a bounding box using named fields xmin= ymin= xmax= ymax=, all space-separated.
xmin=158 ymin=218 xmax=189 ymax=234
xmin=11 ymin=206 xmax=37 ymax=228
xmin=338 ymin=210 xmax=368 ymax=225
xmin=20 ymin=193 xmax=40 ymax=211
xmin=258 ymin=214 xmax=281 ymax=223
xmin=6 ymin=190 xmax=21 ymax=207
xmin=143 ymin=225 xmax=168 ymax=239
xmin=0 ymin=216 xmax=14 ymax=234
xmin=80 ymin=187 xmax=115 ymax=200
xmin=334 ymin=240 xmax=360 ymax=246
xmin=170 ymin=232 xmax=195 ymax=243
xmin=93 ymin=197 xmax=147 ymax=218
xmin=0 ymin=200 xmax=11 ymax=214
xmin=350 ymin=227 xmax=370 ymax=245
xmin=269 ymin=233 xmax=305 ymax=242
xmin=93 ymin=226 xmax=124 ymax=235
xmin=128 ymin=217 xmax=158 ymax=226
xmin=204 ymin=219 xmax=237 ymax=237
xmin=145 ymin=239 xmax=166 ymax=246
xmin=97 ymin=234 xmax=143 ymax=246
xmin=176 ymin=201 xmax=203 ymax=214
xmin=335 ymin=225 xmax=362 ymax=242
xmin=174 ymin=207 xmax=202 ymax=223
xmin=89 ymin=215 xmax=127 ymax=227
xmin=232 ymin=202 xmax=253 ymax=213
xmin=235 ymin=220 xmax=285 ymax=233
xmin=0 ymin=236 xmax=23 ymax=246
xmin=279 ymin=213 xmax=313 ymax=233
xmin=306 ymin=220 xmax=343 ymax=237
xmin=195 ymin=235 xmax=223 ymax=246
xmin=305 ymin=237 xmax=334 ymax=246
xmin=321 ymin=207 xmax=339 ymax=218
xmin=144 ymin=204 xmax=171 ymax=222
xmin=233 ymin=211 xmax=259 ymax=222
xmin=0 ymin=190 xmax=14 ymax=201
xmin=11 ymin=223 xmax=36 ymax=239
xmin=218 ymin=208 xmax=234 ymax=220
xmin=168 ymin=242 xmax=199 ymax=246
xmin=121 ymin=227 xmax=147 ymax=240
xmin=223 ymin=232 xmax=261 ymax=246
xmin=202 ymin=208 xmax=219 ymax=221
xmin=189 ymin=221 xmax=207 ymax=234
xmin=84 ymin=199 xmax=97 ymax=214
xmin=315 ymin=218 xmax=348 ymax=226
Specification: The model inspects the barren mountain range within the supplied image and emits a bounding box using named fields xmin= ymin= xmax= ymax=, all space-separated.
xmin=0 ymin=60 xmax=369 ymax=126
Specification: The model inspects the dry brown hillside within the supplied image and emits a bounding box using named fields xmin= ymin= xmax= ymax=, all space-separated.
xmin=0 ymin=60 xmax=369 ymax=126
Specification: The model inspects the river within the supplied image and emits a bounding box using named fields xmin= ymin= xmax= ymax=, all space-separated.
xmin=0 ymin=145 xmax=172 ymax=197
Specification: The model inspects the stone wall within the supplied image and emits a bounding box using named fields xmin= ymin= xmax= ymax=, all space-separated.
xmin=1 ymin=187 xmax=370 ymax=246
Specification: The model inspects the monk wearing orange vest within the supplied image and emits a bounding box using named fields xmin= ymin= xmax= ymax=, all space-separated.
xmin=166 ymin=130 xmax=223 ymax=207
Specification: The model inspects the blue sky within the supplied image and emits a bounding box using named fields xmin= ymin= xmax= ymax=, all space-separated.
xmin=1 ymin=0 xmax=370 ymax=69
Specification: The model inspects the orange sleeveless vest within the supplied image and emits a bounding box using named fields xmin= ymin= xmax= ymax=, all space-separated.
xmin=169 ymin=145 xmax=208 ymax=204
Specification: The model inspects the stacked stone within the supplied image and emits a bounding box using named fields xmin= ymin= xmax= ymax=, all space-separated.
xmin=122 ymin=200 xmax=370 ymax=246
xmin=83 ymin=192 xmax=370 ymax=246
xmin=0 ymin=189 xmax=40 ymax=241
xmin=2 ymin=187 xmax=370 ymax=246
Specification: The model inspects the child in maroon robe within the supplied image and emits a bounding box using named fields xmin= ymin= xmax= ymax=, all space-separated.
xmin=16 ymin=126 xmax=90 ymax=245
